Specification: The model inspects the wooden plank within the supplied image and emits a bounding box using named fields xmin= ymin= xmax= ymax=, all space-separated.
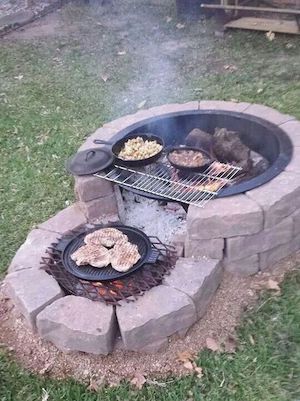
xmin=201 ymin=4 xmax=300 ymax=15
xmin=225 ymin=16 xmax=300 ymax=34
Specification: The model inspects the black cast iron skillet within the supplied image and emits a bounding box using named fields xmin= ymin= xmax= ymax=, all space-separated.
xmin=166 ymin=146 xmax=213 ymax=173
xmin=93 ymin=133 xmax=164 ymax=168
xmin=61 ymin=224 xmax=160 ymax=281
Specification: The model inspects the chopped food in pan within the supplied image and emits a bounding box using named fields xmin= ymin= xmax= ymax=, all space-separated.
xmin=168 ymin=149 xmax=210 ymax=168
xmin=118 ymin=136 xmax=162 ymax=160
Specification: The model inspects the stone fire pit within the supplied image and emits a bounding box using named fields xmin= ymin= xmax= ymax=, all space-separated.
xmin=4 ymin=101 xmax=300 ymax=355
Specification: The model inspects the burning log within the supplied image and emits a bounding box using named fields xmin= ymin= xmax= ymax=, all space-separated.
xmin=213 ymin=127 xmax=253 ymax=171
xmin=185 ymin=128 xmax=214 ymax=155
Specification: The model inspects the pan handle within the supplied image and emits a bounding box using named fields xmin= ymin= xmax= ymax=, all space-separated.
xmin=145 ymin=248 xmax=160 ymax=264
xmin=93 ymin=139 xmax=113 ymax=145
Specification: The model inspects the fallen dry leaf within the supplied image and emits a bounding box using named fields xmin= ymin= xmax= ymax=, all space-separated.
xmin=137 ymin=100 xmax=147 ymax=109
xmin=205 ymin=337 xmax=220 ymax=352
xmin=266 ymin=279 xmax=281 ymax=292
xmin=194 ymin=366 xmax=203 ymax=378
xmin=88 ymin=377 xmax=106 ymax=391
xmin=166 ymin=16 xmax=172 ymax=23
xmin=249 ymin=334 xmax=255 ymax=346
xmin=176 ymin=23 xmax=185 ymax=29
xmin=177 ymin=350 xmax=194 ymax=363
xmin=257 ymin=88 xmax=264 ymax=94
xmin=183 ymin=361 xmax=194 ymax=371
xmin=266 ymin=31 xmax=275 ymax=41
xmin=41 ymin=388 xmax=49 ymax=401
xmin=117 ymin=51 xmax=126 ymax=56
xmin=130 ymin=373 xmax=147 ymax=389
xmin=100 ymin=74 xmax=109 ymax=82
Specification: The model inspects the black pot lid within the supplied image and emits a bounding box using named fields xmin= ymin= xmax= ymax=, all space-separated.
xmin=66 ymin=147 xmax=114 ymax=176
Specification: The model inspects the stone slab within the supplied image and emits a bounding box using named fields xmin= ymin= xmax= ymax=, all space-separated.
xmin=223 ymin=254 xmax=259 ymax=276
xmin=226 ymin=217 xmax=293 ymax=261
xmin=103 ymin=109 xmax=156 ymax=131
xmin=243 ymin=104 xmax=295 ymax=126
xmin=259 ymin=233 xmax=300 ymax=271
xmin=37 ymin=296 xmax=116 ymax=355
xmin=246 ymin=172 xmax=300 ymax=228
xmin=280 ymin=120 xmax=300 ymax=148
xmin=185 ymin=237 xmax=224 ymax=259
xmin=8 ymin=229 xmax=60 ymax=273
xmin=74 ymin=175 xmax=113 ymax=202
xmin=164 ymin=257 xmax=222 ymax=318
xmin=116 ymin=285 xmax=196 ymax=351
xmin=38 ymin=204 xmax=86 ymax=234
xmin=149 ymin=102 xmax=199 ymax=116
xmin=285 ymin=150 xmax=300 ymax=175
xmin=79 ymin=195 xmax=118 ymax=221
xmin=5 ymin=269 xmax=63 ymax=330
xmin=187 ymin=194 xmax=263 ymax=239
xmin=199 ymin=100 xmax=250 ymax=113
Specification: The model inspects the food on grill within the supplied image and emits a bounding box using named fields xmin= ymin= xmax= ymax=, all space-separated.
xmin=84 ymin=228 xmax=128 ymax=248
xmin=110 ymin=241 xmax=141 ymax=272
xmin=193 ymin=180 xmax=223 ymax=193
xmin=168 ymin=149 xmax=210 ymax=168
xmin=71 ymin=244 xmax=111 ymax=268
xmin=118 ymin=136 xmax=162 ymax=161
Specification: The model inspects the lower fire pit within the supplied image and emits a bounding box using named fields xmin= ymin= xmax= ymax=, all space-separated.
xmin=4 ymin=101 xmax=300 ymax=356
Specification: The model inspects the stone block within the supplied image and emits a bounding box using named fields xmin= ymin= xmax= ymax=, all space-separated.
xmin=185 ymin=237 xmax=224 ymax=259
xmin=38 ymin=204 xmax=86 ymax=234
xmin=78 ymin=127 xmax=118 ymax=152
xmin=37 ymin=296 xmax=116 ymax=355
xmin=116 ymin=285 xmax=196 ymax=351
xmin=187 ymin=194 xmax=263 ymax=239
xmin=223 ymin=254 xmax=259 ymax=276
xmin=5 ymin=269 xmax=63 ymax=330
xmin=8 ymin=229 xmax=60 ymax=273
xmin=259 ymin=233 xmax=300 ymax=271
xmin=243 ymin=104 xmax=295 ymax=126
xmin=285 ymin=151 xmax=300 ymax=175
xmin=226 ymin=217 xmax=293 ymax=261
xmin=74 ymin=175 xmax=113 ymax=202
xmin=246 ymin=172 xmax=300 ymax=228
xmin=149 ymin=102 xmax=199 ymax=116
xmin=79 ymin=194 xmax=118 ymax=221
xmin=164 ymin=257 xmax=222 ymax=318
xmin=103 ymin=109 xmax=156 ymax=130
xmin=280 ymin=120 xmax=300 ymax=148
xmin=199 ymin=100 xmax=250 ymax=113
xmin=113 ymin=185 xmax=126 ymax=222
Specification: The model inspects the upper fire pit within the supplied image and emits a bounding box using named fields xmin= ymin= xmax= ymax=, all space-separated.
xmin=104 ymin=109 xmax=293 ymax=197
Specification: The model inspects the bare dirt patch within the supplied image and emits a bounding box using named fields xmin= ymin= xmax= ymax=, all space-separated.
xmin=1 ymin=252 xmax=298 ymax=386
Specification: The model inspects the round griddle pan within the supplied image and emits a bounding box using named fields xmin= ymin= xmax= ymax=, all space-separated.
xmin=93 ymin=133 xmax=164 ymax=168
xmin=61 ymin=225 xmax=160 ymax=281
xmin=166 ymin=146 xmax=213 ymax=173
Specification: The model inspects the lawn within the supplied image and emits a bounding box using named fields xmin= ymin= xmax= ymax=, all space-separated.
xmin=0 ymin=0 xmax=300 ymax=399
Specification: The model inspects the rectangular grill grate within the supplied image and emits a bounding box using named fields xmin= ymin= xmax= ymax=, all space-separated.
xmin=94 ymin=161 xmax=242 ymax=208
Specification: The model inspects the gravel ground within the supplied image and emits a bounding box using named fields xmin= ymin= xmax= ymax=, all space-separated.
xmin=1 ymin=251 xmax=298 ymax=386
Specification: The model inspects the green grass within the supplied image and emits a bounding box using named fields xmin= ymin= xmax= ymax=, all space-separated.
xmin=1 ymin=270 xmax=300 ymax=401
xmin=1 ymin=0 xmax=300 ymax=398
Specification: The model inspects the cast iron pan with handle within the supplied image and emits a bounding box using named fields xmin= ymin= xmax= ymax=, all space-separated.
xmin=166 ymin=146 xmax=213 ymax=173
xmin=61 ymin=224 xmax=160 ymax=281
xmin=93 ymin=133 xmax=164 ymax=168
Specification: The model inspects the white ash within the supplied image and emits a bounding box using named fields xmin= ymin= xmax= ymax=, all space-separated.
xmin=121 ymin=190 xmax=186 ymax=244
